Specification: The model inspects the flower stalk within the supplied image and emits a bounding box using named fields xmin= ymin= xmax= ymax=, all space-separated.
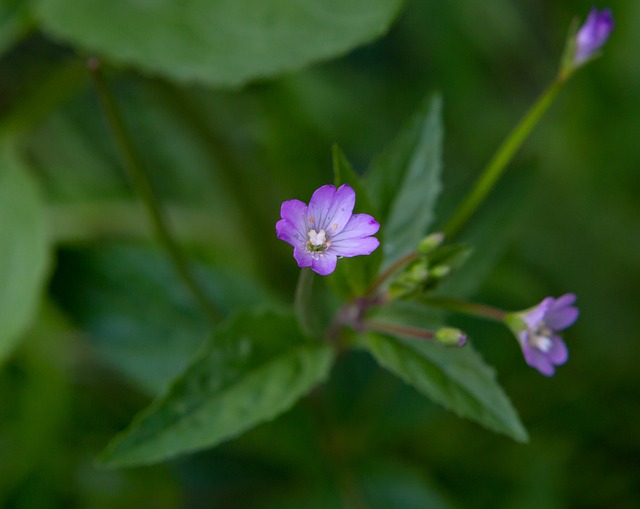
xmin=88 ymin=58 xmax=221 ymax=323
xmin=363 ymin=320 xmax=436 ymax=341
xmin=294 ymin=267 xmax=317 ymax=337
xmin=443 ymin=8 xmax=613 ymax=240
xmin=443 ymin=76 xmax=564 ymax=239
xmin=420 ymin=296 xmax=507 ymax=322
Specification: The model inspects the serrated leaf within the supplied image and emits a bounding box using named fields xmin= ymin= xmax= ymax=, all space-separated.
xmin=330 ymin=145 xmax=382 ymax=296
xmin=0 ymin=140 xmax=50 ymax=362
xmin=366 ymin=95 xmax=443 ymax=266
xmin=35 ymin=0 xmax=405 ymax=87
xmin=99 ymin=308 xmax=334 ymax=467
xmin=362 ymin=332 xmax=528 ymax=442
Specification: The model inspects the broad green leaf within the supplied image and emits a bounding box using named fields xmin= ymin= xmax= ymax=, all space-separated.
xmin=99 ymin=308 xmax=334 ymax=467
xmin=330 ymin=144 xmax=382 ymax=296
xmin=366 ymin=95 xmax=443 ymax=266
xmin=35 ymin=0 xmax=405 ymax=87
xmin=0 ymin=140 xmax=49 ymax=362
xmin=51 ymin=244 xmax=268 ymax=395
xmin=362 ymin=329 xmax=528 ymax=442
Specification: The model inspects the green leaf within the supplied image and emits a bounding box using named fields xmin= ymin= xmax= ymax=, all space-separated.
xmin=366 ymin=95 xmax=443 ymax=266
xmin=51 ymin=244 xmax=269 ymax=394
xmin=99 ymin=308 xmax=334 ymax=467
xmin=362 ymin=329 xmax=528 ymax=442
xmin=330 ymin=145 xmax=382 ymax=296
xmin=0 ymin=140 xmax=50 ymax=362
xmin=35 ymin=0 xmax=405 ymax=87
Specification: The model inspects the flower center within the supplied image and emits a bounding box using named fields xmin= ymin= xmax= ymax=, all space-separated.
xmin=529 ymin=323 xmax=553 ymax=352
xmin=307 ymin=229 xmax=331 ymax=253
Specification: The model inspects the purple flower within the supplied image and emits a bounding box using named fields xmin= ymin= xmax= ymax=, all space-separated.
xmin=575 ymin=8 xmax=614 ymax=65
xmin=276 ymin=184 xmax=380 ymax=276
xmin=506 ymin=294 xmax=579 ymax=376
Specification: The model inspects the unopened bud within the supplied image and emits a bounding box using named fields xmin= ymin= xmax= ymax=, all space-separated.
xmin=430 ymin=264 xmax=451 ymax=279
xmin=435 ymin=327 xmax=468 ymax=347
xmin=418 ymin=232 xmax=445 ymax=255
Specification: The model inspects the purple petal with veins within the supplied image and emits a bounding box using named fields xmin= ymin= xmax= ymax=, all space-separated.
xmin=276 ymin=184 xmax=380 ymax=275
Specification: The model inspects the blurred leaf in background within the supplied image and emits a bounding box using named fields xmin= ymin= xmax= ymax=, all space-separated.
xmin=34 ymin=0 xmax=404 ymax=86
xmin=0 ymin=140 xmax=50 ymax=362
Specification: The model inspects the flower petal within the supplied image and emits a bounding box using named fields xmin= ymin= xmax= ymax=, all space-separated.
xmin=331 ymin=213 xmax=380 ymax=241
xmin=575 ymin=8 xmax=615 ymax=64
xmin=522 ymin=298 xmax=551 ymax=329
xmin=311 ymin=253 xmax=338 ymax=275
xmin=545 ymin=294 xmax=579 ymax=330
xmin=546 ymin=306 xmax=579 ymax=331
xmin=329 ymin=237 xmax=380 ymax=258
xmin=279 ymin=199 xmax=308 ymax=240
xmin=276 ymin=218 xmax=304 ymax=247
xmin=293 ymin=246 xmax=313 ymax=268
xmin=550 ymin=293 xmax=576 ymax=309
xmin=547 ymin=336 xmax=569 ymax=365
xmin=522 ymin=343 xmax=556 ymax=376
xmin=308 ymin=184 xmax=355 ymax=234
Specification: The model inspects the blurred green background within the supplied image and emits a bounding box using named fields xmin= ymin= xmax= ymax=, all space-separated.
xmin=1 ymin=0 xmax=638 ymax=507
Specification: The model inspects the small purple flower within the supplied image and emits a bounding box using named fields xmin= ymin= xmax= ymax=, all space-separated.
xmin=276 ymin=184 xmax=380 ymax=276
xmin=506 ymin=294 xmax=579 ymax=376
xmin=575 ymin=8 xmax=614 ymax=65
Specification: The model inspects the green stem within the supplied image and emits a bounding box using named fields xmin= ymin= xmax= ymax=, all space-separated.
xmin=294 ymin=267 xmax=316 ymax=337
xmin=421 ymin=296 xmax=506 ymax=322
xmin=363 ymin=320 xmax=435 ymax=341
xmin=443 ymin=75 xmax=567 ymax=239
xmin=88 ymin=59 xmax=221 ymax=323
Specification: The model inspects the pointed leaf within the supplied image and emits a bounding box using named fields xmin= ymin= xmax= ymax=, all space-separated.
xmin=0 ymin=140 xmax=50 ymax=362
xmin=362 ymin=331 xmax=528 ymax=442
xmin=35 ymin=0 xmax=405 ymax=87
xmin=99 ymin=308 xmax=334 ymax=467
xmin=366 ymin=95 xmax=443 ymax=266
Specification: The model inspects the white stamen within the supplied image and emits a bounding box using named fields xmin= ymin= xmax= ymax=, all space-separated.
xmin=529 ymin=324 xmax=553 ymax=353
xmin=308 ymin=229 xmax=327 ymax=247
xmin=529 ymin=334 xmax=553 ymax=353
